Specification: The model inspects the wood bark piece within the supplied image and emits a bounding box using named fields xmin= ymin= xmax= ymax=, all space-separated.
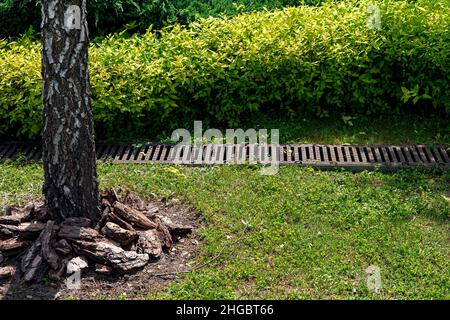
xmin=41 ymin=221 xmax=59 ymax=270
xmin=55 ymin=239 xmax=72 ymax=255
xmin=100 ymin=189 xmax=109 ymax=199
xmin=4 ymin=206 xmax=14 ymax=216
xmin=0 ymin=214 xmax=28 ymax=226
xmin=21 ymin=239 xmax=40 ymax=272
xmin=0 ymin=266 xmax=16 ymax=279
xmin=155 ymin=215 xmax=193 ymax=237
xmin=1 ymin=203 xmax=34 ymax=223
xmin=95 ymin=204 xmax=112 ymax=232
xmin=102 ymin=188 xmax=119 ymax=205
xmin=71 ymin=239 xmax=120 ymax=264
xmin=122 ymin=192 xmax=147 ymax=211
xmin=23 ymin=253 xmax=46 ymax=283
xmin=0 ymin=224 xmax=19 ymax=240
xmin=101 ymin=222 xmax=138 ymax=246
xmin=0 ymin=238 xmax=31 ymax=256
xmin=33 ymin=206 xmax=51 ymax=222
xmin=95 ymin=263 xmax=113 ymax=275
xmin=146 ymin=206 xmax=159 ymax=214
xmin=143 ymin=206 xmax=159 ymax=219
xmin=101 ymin=199 xmax=112 ymax=211
xmin=136 ymin=229 xmax=162 ymax=258
xmin=106 ymin=211 xmax=134 ymax=231
xmin=60 ymin=217 xmax=92 ymax=228
xmin=108 ymin=188 xmax=119 ymax=204
xmin=113 ymin=202 xmax=157 ymax=230
xmin=20 ymin=221 xmax=59 ymax=282
xmin=58 ymin=224 xmax=100 ymax=241
xmin=18 ymin=221 xmax=46 ymax=240
xmin=21 ymin=238 xmax=46 ymax=282
xmin=156 ymin=223 xmax=173 ymax=249
xmin=106 ymin=250 xmax=149 ymax=273
xmin=165 ymin=223 xmax=193 ymax=237
xmin=72 ymin=239 xmax=149 ymax=273
xmin=48 ymin=258 xmax=68 ymax=281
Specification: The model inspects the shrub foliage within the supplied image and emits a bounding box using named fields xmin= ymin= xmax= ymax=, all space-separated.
xmin=0 ymin=0 xmax=448 ymax=139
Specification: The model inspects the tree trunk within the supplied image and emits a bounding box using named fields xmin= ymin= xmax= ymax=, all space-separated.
xmin=41 ymin=0 xmax=100 ymax=223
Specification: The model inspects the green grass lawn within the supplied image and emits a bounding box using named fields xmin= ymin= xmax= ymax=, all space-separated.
xmin=1 ymin=161 xmax=449 ymax=299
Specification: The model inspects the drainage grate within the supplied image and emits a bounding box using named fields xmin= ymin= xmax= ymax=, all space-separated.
xmin=0 ymin=142 xmax=449 ymax=171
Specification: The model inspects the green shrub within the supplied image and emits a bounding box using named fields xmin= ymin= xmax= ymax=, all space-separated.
xmin=0 ymin=0 xmax=448 ymax=139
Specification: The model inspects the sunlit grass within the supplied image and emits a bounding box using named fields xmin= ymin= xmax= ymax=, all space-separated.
xmin=1 ymin=161 xmax=448 ymax=299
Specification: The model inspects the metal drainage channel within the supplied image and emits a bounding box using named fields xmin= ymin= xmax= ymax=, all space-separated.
xmin=0 ymin=142 xmax=449 ymax=171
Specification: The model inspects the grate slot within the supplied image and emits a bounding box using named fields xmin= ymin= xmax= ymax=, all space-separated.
xmin=299 ymin=146 xmax=307 ymax=162
xmin=437 ymin=146 xmax=450 ymax=163
xmin=99 ymin=144 xmax=111 ymax=160
xmin=326 ymin=146 xmax=333 ymax=163
xmin=293 ymin=146 xmax=300 ymax=162
xmin=107 ymin=145 xmax=118 ymax=161
xmin=340 ymin=147 xmax=348 ymax=162
xmin=414 ymin=146 xmax=426 ymax=163
xmin=400 ymin=147 xmax=412 ymax=163
xmin=203 ymin=145 xmax=212 ymax=163
xmin=147 ymin=145 xmax=159 ymax=162
xmin=11 ymin=144 xmax=30 ymax=160
xmin=355 ymin=147 xmax=363 ymax=163
xmin=345 ymin=147 xmax=353 ymax=162
xmin=372 ymin=147 xmax=382 ymax=163
xmin=161 ymin=145 xmax=169 ymax=162
xmin=32 ymin=145 xmax=42 ymax=161
xmin=409 ymin=147 xmax=420 ymax=164
xmin=315 ymin=146 xmax=323 ymax=162
xmin=357 ymin=147 xmax=368 ymax=163
xmin=215 ymin=145 xmax=225 ymax=164
xmin=429 ymin=147 xmax=444 ymax=164
xmin=114 ymin=145 xmax=126 ymax=161
xmin=27 ymin=144 xmax=40 ymax=161
xmin=348 ymin=147 xmax=357 ymax=163
xmin=96 ymin=144 xmax=106 ymax=159
xmin=138 ymin=145 xmax=149 ymax=161
xmin=392 ymin=147 xmax=404 ymax=163
xmin=378 ymin=147 xmax=387 ymax=163
xmin=0 ymin=144 xmax=13 ymax=160
xmin=259 ymin=145 xmax=269 ymax=164
xmin=227 ymin=145 xmax=235 ymax=164
xmin=424 ymin=146 xmax=437 ymax=163
xmin=364 ymin=147 xmax=374 ymax=163
xmin=5 ymin=144 xmax=20 ymax=160
xmin=121 ymin=145 xmax=132 ymax=161
xmin=420 ymin=146 xmax=433 ymax=163
xmin=305 ymin=146 xmax=311 ymax=161
xmin=332 ymin=147 xmax=339 ymax=162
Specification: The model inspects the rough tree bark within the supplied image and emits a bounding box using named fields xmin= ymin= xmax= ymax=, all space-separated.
xmin=41 ymin=0 xmax=100 ymax=223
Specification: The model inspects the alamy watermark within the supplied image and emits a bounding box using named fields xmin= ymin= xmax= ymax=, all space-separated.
xmin=171 ymin=121 xmax=280 ymax=175
xmin=367 ymin=5 xmax=381 ymax=30
xmin=64 ymin=5 xmax=81 ymax=31
xmin=66 ymin=270 xmax=81 ymax=290
xmin=366 ymin=265 xmax=382 ymax=294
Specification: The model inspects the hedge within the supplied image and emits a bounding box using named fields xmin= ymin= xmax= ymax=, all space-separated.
xmin=0 ymin=0 xmax=449 ymax=140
